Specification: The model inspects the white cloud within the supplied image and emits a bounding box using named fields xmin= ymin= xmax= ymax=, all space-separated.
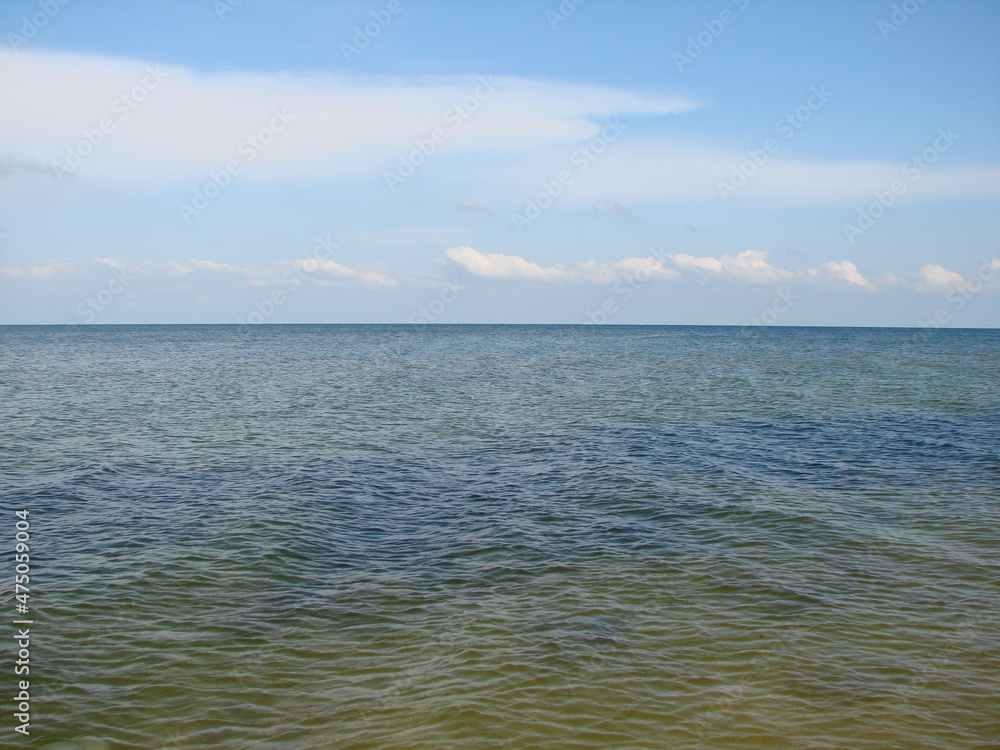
xmin=1 ymin=258 xmax=82 ymax=281
xmin=1 ymin=256 xmax=397 ymax=288
xmin=812 ymin=260 xmax=877 ymax=291
xmin=444 ymin=246 xmax=679 ymax=283
xmin=292 ymin=258 xmax=398 ymax=287
xmin=880 ymin=261 xmax=1000 ymax=292
xmin=668 ymin=250 xmax=797 ymax=284
xmin=3 ymin=253 xmax=996 ymax=299
xmin=918 ymin=264 xmax=965 ymax=289
xmin=0 ymin=49 xmax=699 ymax=187
xmin=446 ymin=247 xmax=885 ymax=290
xmin=668 ymin=253 xmax=725 ymax=273
xmin=445 ymin=246 xmax=571 ymax=281
xmin=489 ymin=139 xmax=1000 ymax=210
xmin=6 ymin=49 xmax=996 ymax=209
xmin=599 ymin=256 xmax=679 ymax=282
xmin=187 ymin=258 xmax=250 ymax=274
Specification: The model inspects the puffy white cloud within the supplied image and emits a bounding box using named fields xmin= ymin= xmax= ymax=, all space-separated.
xmin=667 ymin=250 xmax=796 ymax=284
xmin=445 ymin=246 xmax=571 ymax=281
xmin=667 ymin=253 xmax=724 ymax=273
xmin=444 ymin=246 xmax=679 ymax=283
xmin=811 ymin=260 xmax=877 ymax=291
xmin=918 ymin=264 xmax=965 ymax=289
xmin=880 ymin=261 xmax=1000 ymax=292
xmin=446 ymin=246 xmax=885 ymax=290
xmin=292 ymin=258 xmax=398 ymax=287
xmin=3 ymin=251 xmax=997 ymax=298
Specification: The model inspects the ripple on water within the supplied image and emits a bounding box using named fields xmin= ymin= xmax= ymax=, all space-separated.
xmin=3 ymin=325 xmax=998 ymax=748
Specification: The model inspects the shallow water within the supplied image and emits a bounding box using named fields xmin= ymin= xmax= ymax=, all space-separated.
xmin=2 ymin=324 xmax=998 ymax=748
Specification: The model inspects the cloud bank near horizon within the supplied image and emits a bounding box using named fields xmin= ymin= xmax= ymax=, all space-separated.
xmin=6 ymin=247 xmax=997 ymax=299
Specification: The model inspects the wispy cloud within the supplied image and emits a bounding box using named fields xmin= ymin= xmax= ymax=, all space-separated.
xmin=1 ymin=258 xmax=83 ymax=281
xmin=8 ymin=48 xmax=996 ymax=210
xmin=0 ymin=48 xmax=700 ymax=188
xmin=3 ymin=256 xmax=397 ymax=288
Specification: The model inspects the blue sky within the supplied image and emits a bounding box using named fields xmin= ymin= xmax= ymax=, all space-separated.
xmin=1 ymin=0 xmax=998 ymax=325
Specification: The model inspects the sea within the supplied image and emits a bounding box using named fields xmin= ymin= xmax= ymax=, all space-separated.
xmin=1 ymin=324 xmax=998 ymax=749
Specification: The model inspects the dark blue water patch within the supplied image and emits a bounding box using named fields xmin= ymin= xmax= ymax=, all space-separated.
xmin=18 ymin=414 xmax=999 ymax=580
xmin=581 ymin=414 xmax=1000 ymax=493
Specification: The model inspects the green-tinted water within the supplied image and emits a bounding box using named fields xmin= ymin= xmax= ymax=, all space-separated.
xmin=2 ymin=325 xmax=998 ymax=748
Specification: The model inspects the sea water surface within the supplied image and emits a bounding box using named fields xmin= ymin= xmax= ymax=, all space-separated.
xmin=2 ymin=324 xmax=998 ymax=749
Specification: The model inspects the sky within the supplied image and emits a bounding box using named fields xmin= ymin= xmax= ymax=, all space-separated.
xmin=1 ymin=0 xmax=999 ymax=326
